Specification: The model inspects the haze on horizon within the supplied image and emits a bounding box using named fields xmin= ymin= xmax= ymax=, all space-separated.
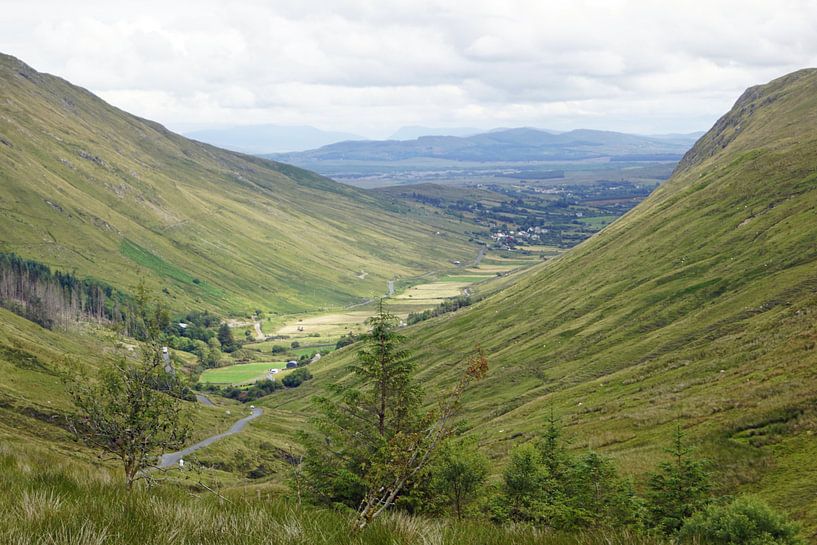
xmin=1 ymin=0 xmax=816 ymax=140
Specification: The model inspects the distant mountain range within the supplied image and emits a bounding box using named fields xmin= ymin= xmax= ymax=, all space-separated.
xmin=388 ymin=125 xmax=482 ymax=140
xmin=184 ymin=124 xmax=363 ymax=153
xmin=266 ymin=127 xmax=702 ymax=164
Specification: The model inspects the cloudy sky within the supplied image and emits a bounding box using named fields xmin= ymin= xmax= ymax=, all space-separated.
xmin=2 ymin=0 xmax=816 ymax=138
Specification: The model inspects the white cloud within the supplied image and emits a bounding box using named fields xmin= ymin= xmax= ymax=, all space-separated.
xmin=2 ymin=0 xmax=817 ymax=137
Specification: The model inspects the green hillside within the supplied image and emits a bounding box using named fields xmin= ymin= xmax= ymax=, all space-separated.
xmin=280 ymin=69 xmax=817 ymax=532
xmin=0 ymin=53 xmax=473 ymax=315
xmin=3 ymin=52 xmax=817 ymax=540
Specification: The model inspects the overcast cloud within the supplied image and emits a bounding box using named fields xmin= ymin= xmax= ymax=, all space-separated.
xmin=2 ymin=0 xmax=816 ymax=137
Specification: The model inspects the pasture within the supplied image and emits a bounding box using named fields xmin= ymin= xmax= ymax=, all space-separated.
xmin=199 ymin=361 xmax=288 ymax=385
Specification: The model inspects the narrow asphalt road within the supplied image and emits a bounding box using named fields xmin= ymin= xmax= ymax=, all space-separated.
xmin=157 ymin=407 xmax=263 ymax=469
xmin=195 ymin=394 xmax=215 ymax=406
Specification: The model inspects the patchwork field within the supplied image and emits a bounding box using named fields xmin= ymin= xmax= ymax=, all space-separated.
xmin=205 ymin=250 xmax=545 ymax=387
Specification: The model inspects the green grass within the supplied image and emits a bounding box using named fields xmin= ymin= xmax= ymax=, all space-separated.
xmin=0 ymin=442 xmax=668 ymax=545
xmin=199 ymin=362 xmax=287 ymax=384
xmin=120 ymin=238 xmax=197 ymax=285
xmin=439 ymin=275 xmax=494 ymax=283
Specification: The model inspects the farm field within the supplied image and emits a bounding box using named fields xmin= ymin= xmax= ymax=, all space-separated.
xmin=277 ymin=255 xmax=538 ymax=333
xmin=199 ymin=361 xmax=288 ymax=385
xmin=392 ymin=281 xmax=471 ymax=302
xmin=438 ymin=275 xmax=494 ymax=283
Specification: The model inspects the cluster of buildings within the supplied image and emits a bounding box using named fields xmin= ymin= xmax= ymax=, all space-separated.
xmin=490 ymin=226 xmax=547 ymax=247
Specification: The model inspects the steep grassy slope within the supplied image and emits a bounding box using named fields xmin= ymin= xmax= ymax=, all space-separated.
xmin=0 ymin=54 xmax=473 ymax=315
xmin=282 ymin=70 xmax=817 ymax=531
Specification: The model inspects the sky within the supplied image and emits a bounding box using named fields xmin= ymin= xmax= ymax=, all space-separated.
xmin=2 ymin=0 xmax=817 ymax=139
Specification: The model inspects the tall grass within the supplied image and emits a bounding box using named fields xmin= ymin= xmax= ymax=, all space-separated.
xmin=0 ymin=444 xmax=668 ymax=545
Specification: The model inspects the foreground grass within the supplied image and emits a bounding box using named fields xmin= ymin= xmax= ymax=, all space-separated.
xmin=0 ymin=443 xmax=665 ymax=545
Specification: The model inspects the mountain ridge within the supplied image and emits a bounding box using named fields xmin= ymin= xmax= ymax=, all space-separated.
xmin=0 ymin=53 xmax=474 ymax=314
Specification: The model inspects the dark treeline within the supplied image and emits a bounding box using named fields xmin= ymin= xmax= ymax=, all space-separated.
xmin=407 ymin=294 xmax=479 ymax=325
xmin=0 ymin=252 xmax=132 ymax=330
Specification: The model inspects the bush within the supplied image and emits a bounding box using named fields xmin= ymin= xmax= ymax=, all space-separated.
xmin=282 ymin=367 xmax=313 ymax=388
xmin=291 ymin=341 xmax=301 ymax=349
xmin=210 ymin=379 xmax=283 ymax=403
xmin=271 ymin=345 xmax=287 ymax=354
xmin=336 ymin=334 xmax=356 ymax=349
xmin=431 ymin=440 xmax=489 ymax=519
xmin=678 ymin=497 xmax=803 ymax=545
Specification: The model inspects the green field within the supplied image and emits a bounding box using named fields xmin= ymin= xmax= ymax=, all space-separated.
xmin=199 ymin=361 xmax=287 ymax=384
xmin=290 ymin=345 xmax=333 ymax=357
xmin=222 ymin=251 xmax=541 ymax=387
xmin=577 ymin=215 xmax=618 ymax=228
xmin=439 ymin=275 xmax=494 ymax=283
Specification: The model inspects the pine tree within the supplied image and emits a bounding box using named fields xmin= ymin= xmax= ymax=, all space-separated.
xmin=351 ymin=300 xmax=418 ymax=436
xmin=538 ymin=407 xmax=572 ymax=482
xmin=647 ymin=425 xmax=711 ymax=533
xmin=299 ymin=301 xmax=419 ymax=507
xmin=217 ymin=323 xmax=236 ymax=352
xmin=566 ymin=451 xmax=643 ymax=528
xmin=299 ymin=302 xmax=487 ymax=529
xmin=500 ymin=443 xmax=552 ymax=522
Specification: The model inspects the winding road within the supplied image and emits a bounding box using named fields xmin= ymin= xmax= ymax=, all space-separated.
xmin=157 ymin=407 xmax=263 ymax=469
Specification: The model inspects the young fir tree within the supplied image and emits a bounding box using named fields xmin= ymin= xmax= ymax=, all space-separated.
xmin=647 ymin=425 xmax=711 ymax=533
xmin=495 ymin=410 xmax=642 ymax=529
xmin=538 ymin=407 xmax=573 ymax=485
xmin=299 ymin=301 xmax=419 ymax=507
xmin=499 ymin=442 xmax=552 ymax=522
xmin=565 ymin=451 xmax=643 ymax=529
xmin=299 ymin=301 xmax=488 ymax=529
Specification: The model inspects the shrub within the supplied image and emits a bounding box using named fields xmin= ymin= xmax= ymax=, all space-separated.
xmin=282 ymin=367 xmax=313 ymax=388
xmin=431 ymin=440 xmax=489 ymax=519
xmin=678 ymin=496 xmax=803 ymax=545
xmin=336 ymin=334 xmax=356 ymax=349
xmin=271 ymin=345 xmax=287 ymax=354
